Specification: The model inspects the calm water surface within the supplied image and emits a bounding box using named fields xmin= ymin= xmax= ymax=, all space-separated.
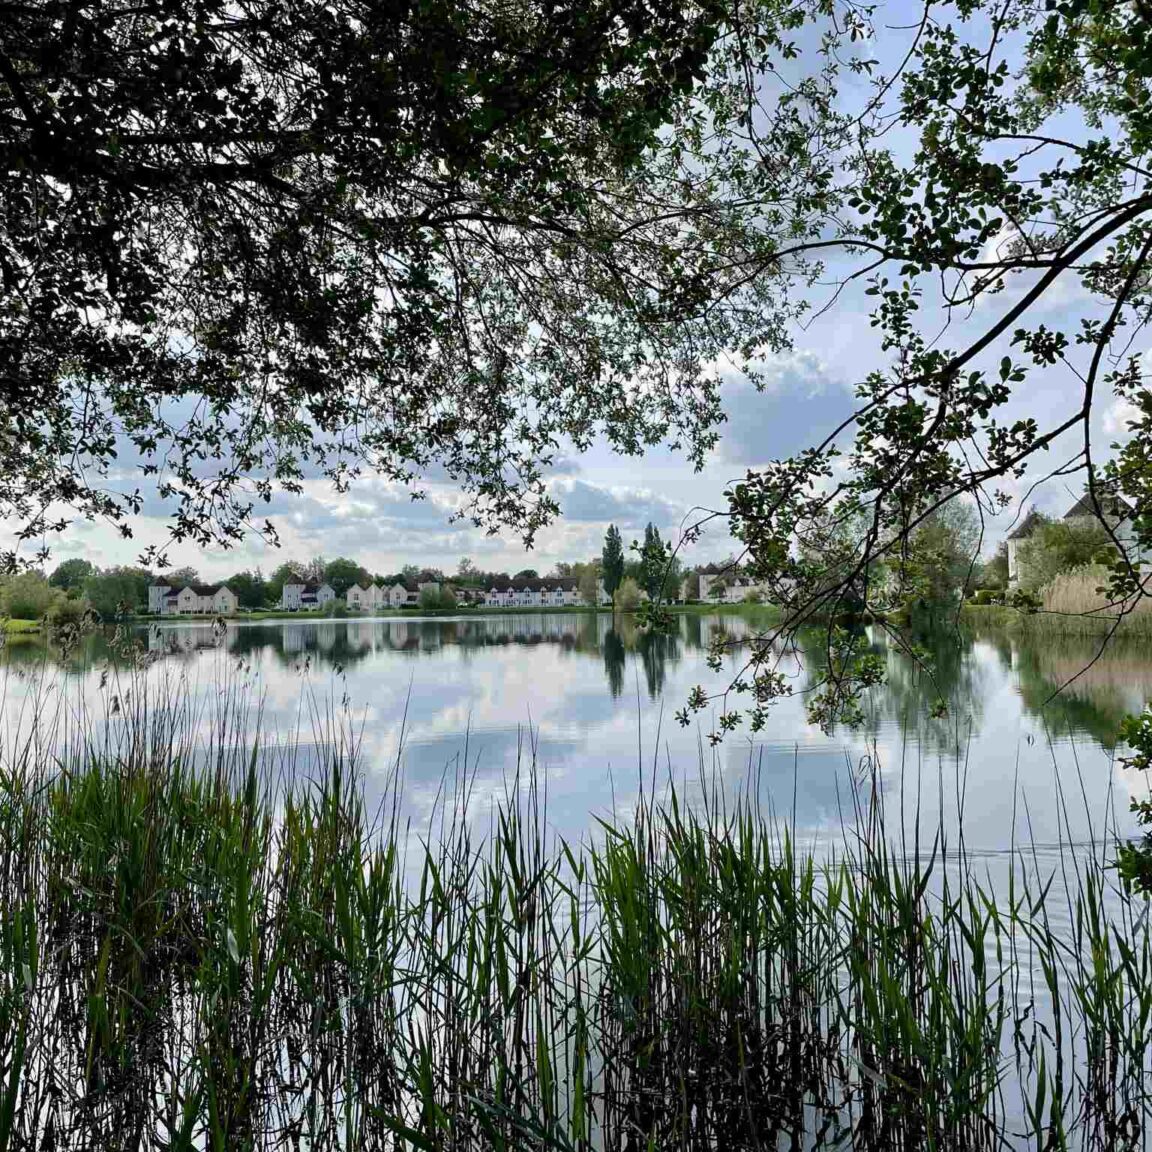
xmin=5 ymin=610 xmax=1146 ymax=1143
xmin=1 ymin=610 xmax=1146 ymax=854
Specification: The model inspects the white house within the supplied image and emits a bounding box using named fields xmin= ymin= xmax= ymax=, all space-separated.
xmin=481 ymin=579 xmax=580 ymax=608
xmin=1005 ymin=510 xmax=1046 ymax=586
xmin=148 ymin=583 xmax=171 ymax=614
xmin=1007 ymin=494 xmax=1152 ymax=586
xmin=280 ymin=581 xmax=336 ymax=611
xmin=698 ymin=572 xmax=766 ymax=604
xmin=347 ymin=582 xmax=386 ymax=611
xmin=387 ymin=582 xmax=409 ymax=608
xmin=149 ymin=583 xmax=238 ymax=616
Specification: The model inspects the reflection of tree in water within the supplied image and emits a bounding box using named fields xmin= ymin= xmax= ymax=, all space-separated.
xmin=681 ymin=613 xmax=704 ymax=651
xmin=637 ymin=631 xmax=679 ymax=699
xmin=1006 ymin=634 xmax=1152 ymax=749
xmin=789 ymin=624 xmax=986 ymax=753
xmin=959 ymin=615 xmax=1152 ymax=749
xmin=877 ymin=624 xmax=985 ymax=752
xmin=603 ymin=629 xmax=626 ymax=698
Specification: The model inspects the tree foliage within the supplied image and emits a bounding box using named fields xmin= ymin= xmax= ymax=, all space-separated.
xmin=10 ymin=0 xmax=1152 ymax=737
xmin=601 ymin=526 xmax=625 ymax=608
xmin=636 ymin=523 xmax=670 ymax=602
xmin=226 ymin=570 xmax=268 ymax=610
xmin=323 ymin=558 xmax=369 ymax=597
xmin=0 ymin=571 xmax=59 ymax=620
xmin=49 ymin=558 xmax=95 ymax=593
xmin=980 ymin=543 xmax=1010 ymax=592
xmin=677 ymin=0 xmax=1152 ymax=735
xmin=166 ymin=567 xmax=199 ymax=589
xmin=891 ymin=502 xmax=981 ymax=615
xmin=616 ymin=577 xmax=642 ymax=613
xmin=0 ymin=0 xmax=826 ymax=564
xmin=577 ymin=563 xmax=602 ymax=607
xmin=1016 ymin=516 xmax=1117 ymax=592
xmin=82 ymin=567 xmax=152 ymax=618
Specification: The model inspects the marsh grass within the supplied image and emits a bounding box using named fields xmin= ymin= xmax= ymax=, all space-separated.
xmin=1042 ymin=566 xmax=1152 ymax=623
xmin=0 ymin=681 xmax=1148 ymax=1149
xmin=967 ymin=567 xmax=1152 ymax=638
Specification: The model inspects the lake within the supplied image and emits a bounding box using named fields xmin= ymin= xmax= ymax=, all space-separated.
xmin=3 ymin=609 xmax=1150 ymax=1147
xmin=1 ymin=609 xmax=1145 ymax=855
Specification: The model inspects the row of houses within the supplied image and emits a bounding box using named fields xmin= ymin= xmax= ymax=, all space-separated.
xmin=344 ymin=579 xmax=441 ymax=611
xmin=151 ymin=573 xmax=764 ymax=618
xmin=479 ymin=578 xmax=585 ymax=608
xmin=281 ymin=582 xmax=337 ymax=611
xmin=148 ymin=582 xmax=238 ymax=616
xmin=697 ymin=573 xmax=768 ymax=604
xmin=336 ymin=577 xmax=589 ymax=611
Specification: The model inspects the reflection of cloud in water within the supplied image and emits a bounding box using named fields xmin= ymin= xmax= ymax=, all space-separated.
xmin=2 ymin=612 xmax=1148 ymax=852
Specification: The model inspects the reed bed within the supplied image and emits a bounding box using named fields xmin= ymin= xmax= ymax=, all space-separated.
xmin=0 ymin=685 xmax=1148 ymax=1149
xmin=965 ymin=566 xmax=1152 ymax=638
xmin=1042 ymin=566 xmax=1152 ymax=620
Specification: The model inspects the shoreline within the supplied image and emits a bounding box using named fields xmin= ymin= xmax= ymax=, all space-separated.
xmin=963 ymin=602 xmax=1152 ymax=638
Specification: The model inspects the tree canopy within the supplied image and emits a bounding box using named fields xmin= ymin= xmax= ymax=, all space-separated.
xmin=8 ymin=0 xmax=1152 ymax=733
xmin=1016 ymin=515 xmax=1117 ymax=593
xmin=675 ymin=1 xmax=1152 ymax=734
xmin=0 ymin=0 xmax=822 ymax=564
xmin=49 ymin=558 xmax=95 ymax=593
xmin=601 ymin=526 xmax=624 ymax=607
xmin=323 ymin=558 xmax=370 ymax=597
xmin=226 ymin=569 xmax=268 ymax=610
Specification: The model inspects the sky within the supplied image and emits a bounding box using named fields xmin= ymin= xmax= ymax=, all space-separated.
xmin=33 ymin=345 xmax=869 ymax=581
xmin=14 ymin=7 xmax=1147 ymax=583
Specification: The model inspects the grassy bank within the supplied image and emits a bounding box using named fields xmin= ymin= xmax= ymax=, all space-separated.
xmin=0 ymin=688 xmax=1145 ymax=1149
xmin=1 ymin=618 xmax=41 ymax=635
xmin=964 ymin=601 xmax=1152 ymax=638
xmin=965 ymin=565 xmax=1152 ymax=638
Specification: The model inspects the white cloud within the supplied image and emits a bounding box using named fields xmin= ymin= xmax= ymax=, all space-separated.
xmin=711 ymin=350 xmax=857 ymax=467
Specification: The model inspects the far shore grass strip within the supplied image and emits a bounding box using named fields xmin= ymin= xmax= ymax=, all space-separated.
xmin=963 ymin=601 xmax=1152 ymax=637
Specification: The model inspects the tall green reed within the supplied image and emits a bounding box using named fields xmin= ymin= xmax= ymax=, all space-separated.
xmin=0 ymin=677 xmax=1147 ymax=1150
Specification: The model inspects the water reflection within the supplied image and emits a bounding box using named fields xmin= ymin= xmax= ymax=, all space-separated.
xmin=4 ymin=611 xmax=1151 ymax=851
xmin=8 ymin=612 xmax=1152 ymax=756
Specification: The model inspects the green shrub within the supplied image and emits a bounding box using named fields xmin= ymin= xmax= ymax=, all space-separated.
xmin=47 ymin=596 xmax=89 ymax=628
xmin=1007 ymin=587 xmax=1042 ymax=612
xmin=0 ymin=571 xmax=60 ymax=620
xmin=969 ymin=588 xmax=1003 ymax=606
xmin=616 ymin=576 xmax=642 ymax=612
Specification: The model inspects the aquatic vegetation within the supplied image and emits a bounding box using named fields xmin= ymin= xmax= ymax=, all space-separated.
xmin=0 ymin=688 xmax=1147 ymax=1150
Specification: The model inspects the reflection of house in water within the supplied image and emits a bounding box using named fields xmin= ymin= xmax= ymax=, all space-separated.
xmin=137 ymin=610 xmax=751 ymax=702
xmin=387 ymin=620 xmax=416 ymax=651
xmin=280 ymin=623 xmax=315 ymax=656
xmin=147 ymin=624 xmax=225 ymax=655
xmin=347 ymin=620 xmax=377 ymax=653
